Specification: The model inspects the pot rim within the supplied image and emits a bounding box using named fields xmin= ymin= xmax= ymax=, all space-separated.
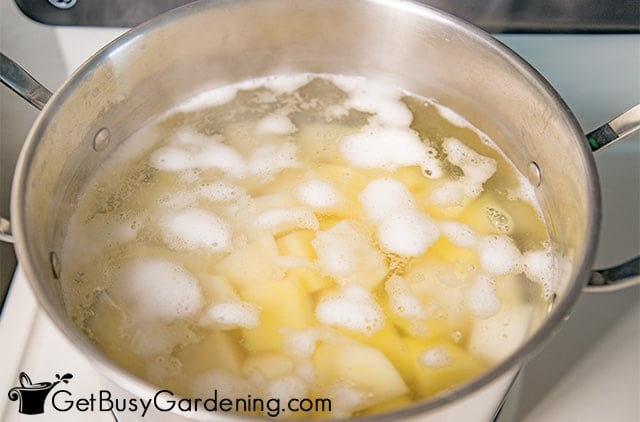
xmin=10 ymin=0 xmax=600 ymax=420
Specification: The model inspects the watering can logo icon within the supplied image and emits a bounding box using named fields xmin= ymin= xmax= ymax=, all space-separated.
xmin=8 ymin=372 xmax=73 ymax=415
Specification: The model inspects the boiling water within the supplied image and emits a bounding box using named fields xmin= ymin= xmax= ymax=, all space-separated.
xmin=61 ymin=74 xmax=558 ymax=418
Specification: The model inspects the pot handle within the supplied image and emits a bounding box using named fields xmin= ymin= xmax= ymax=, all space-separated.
xmin=0 ymin=53 xmax=53 ymax=244
xmin=586 ymin=104 xmax=640 ymax=151
xmin=0 ymin=52 xmax=52 ymax=111
xmin=585 ymin=104 xmax=640 ymax=291
xmin=586 ymin=257 xmax=640 ymax=293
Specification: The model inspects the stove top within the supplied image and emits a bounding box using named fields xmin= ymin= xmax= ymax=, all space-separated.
xmin=14 ymin=0 xmax=640 ymax=32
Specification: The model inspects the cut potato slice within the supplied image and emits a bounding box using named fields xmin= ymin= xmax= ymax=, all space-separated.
xmin=240 ymin=277 xmax=315 ymax=353
xmin=215 ymin=234 xmax=284 ymax=288
xmin=405 ymin=337 xmax=487 ymax=397
xmin=392 ymin=165 xmax=436 ymax=195
xmin=344 ymin=321 xmax=414 ymax=382
xmin=287 ymin=266 xmax=334 ymax=293
xmin=313 ymin=219 xmax=388 ymax=290
xmin=277 ymin=229 xmax=317 ymax=259
xmin=313 ymin=341 xmax=409 ymax=406
xmin=467 ymin=303 xmax=534 ymax=365
xmin=314 ymin=164 xmax=373 ymax=220
xmin=86 ymin=291 xmax=143 ymax=375
xmin=405 ymin=256 xmax=471 ymax=330
xmin=242 ymin=352 xmax=294 ymax=380
xmin=177 ymin=331 xmax=244 ymax=377
xmin=198 ymin=275 xmax=239 ymax=302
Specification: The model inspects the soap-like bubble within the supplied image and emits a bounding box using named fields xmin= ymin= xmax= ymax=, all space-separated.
xmin=294 ymin=180 xmax=342 ymax=209
xmin=200 ymin=301 xmax=261 ymax=329
xmin=113 ymin=257 xmax=203 ymax=321
xmin=419 ymin=346 xmax=453 ymax=369
xmin=161 ymin=208 xmax=232 ymax=252
xmin=465 ymin=275 xmax=501 ymax=319
xmin=315 ymin=285 xmax=385 ymax=335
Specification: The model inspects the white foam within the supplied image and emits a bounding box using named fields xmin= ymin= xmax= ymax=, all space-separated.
xmin=429 ymin=181 xmax=466 ymax=208
xmin=340 ymin=125 xmax=442 ymax=177
xmin=150 ymin=146 xmax=194 ymax=171
xmin=324 ymin=104 xmax=350 ymax=120
xmin=312 ymin=220 xmax=387 ymax=288
xmin=157 ymin=190 xmax=197 ymax=209
xmin=197 ymin=143 xmax=246 ymax=177
xmin=477 ymin=235 xmax=522 ymax=275
xmin=161 ymin=208 xmax=232 ymax=252
xmin=177 ymin=169 xmax=201 ymax=184
xmin=359 ymin=178 xmax=440 ymax=257
xmin=197 ymin=181 xmax=247 ymax=202
xmin=315 ymin=285 xmax=385 ymax=335
xmin=281 ymin=327 xmax=340 ymax=359
xmin=384 ymin=275 xmax=426 ymax=320
xmin=149 ymin=131 xmax=246 ymax=177
xmin=262 ymin=73 xmax=314 ymax=94
xmin=149 ymin=128 xmax=298 ymax=179
xmin=377 ymin=209 xmax=440 ymax=257
xmin=294 ymin=180 xmax=342 ymax=209
xmin=113 ymin=257 xmax=203 ymax=320
xmin=439 ymin=221 xmax=478 ymax=249
xmin=465 ymin=275 xmax=501 ymax=319
xmin=522 ymin=248 xmax=556 ymax=299
xmin=246 ymin=142 xmax=299 ymax=178
xmin=329 ymin=75 xmax=412 ymax=127
xmin=419 ymin=346 xmax=453 ymax=369
xmin=146 ymin=355 xmax=182 ymax=385
xmin=266 ymin=375 xmax=308 ymax=402
xmin=255 ymin=114 xmax=298 ymax=135
xmin=200 ymin=301 xmax=261 ymax=329
xmin=347 ymin=89 xmax=413 ymax=127
xmin=283 ymin=330 xmax=320 ymax=358
xmin=430 ymin=101 xmax=497 ymax=148
xmin=359 ymin=178 xmax=415 ymax=224
xmin=430 ymin=138 xmax=497 ymax=206
xmin=254 ymin=207 xmax=319 ymax=234
xmin=171 ymin=128 xmax=219 ymax=148
xmin=175 ymin=85 xmax=238 ymax=113
xmin=323 ymin=382 xmax=371 ymax=418
xmin=191 ymin=369 xmax=252 ymax=398
xmin=432 ymin=102 xmax=473 ymax=128
xmin=313 ymin=235 xmax=357 ymax=277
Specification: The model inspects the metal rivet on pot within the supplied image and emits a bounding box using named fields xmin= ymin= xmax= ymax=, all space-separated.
xmin=49 ymin=251 xmax=61 ymax=279
xmin=93 ymin=127 xmax=111 ymax=152
xmin=527 ymin=161 xmax=542 ymax=187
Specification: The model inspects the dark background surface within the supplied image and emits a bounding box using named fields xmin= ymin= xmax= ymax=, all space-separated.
xmin=15 ymin=0 xmax=640 ymax=32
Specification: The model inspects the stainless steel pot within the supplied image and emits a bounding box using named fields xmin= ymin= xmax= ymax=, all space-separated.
xmin=1 ymin=0 xmax=639 ymax=420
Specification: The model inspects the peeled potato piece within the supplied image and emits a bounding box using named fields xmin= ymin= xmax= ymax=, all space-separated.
xmin=405 ymin=337 xmax=487 ymax=398
xmin=240 ymin=277 xmax=315 ymax=353
xmin=313 ymin=341 xmax=409 ymax=408
xmin=215 ymin=234 xmax=283 ymax=289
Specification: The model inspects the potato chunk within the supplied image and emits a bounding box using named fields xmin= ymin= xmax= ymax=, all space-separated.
xmin=215 ymin=234 xmax=283 ymax=288
xmin=240 ymin=277 xmax=315 ymax=353
xmin=313 ymin=341 xmax=408 ymax=406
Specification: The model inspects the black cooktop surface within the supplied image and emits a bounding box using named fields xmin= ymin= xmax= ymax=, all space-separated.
xmin=15 ymin=0 xmax=640 ymax=33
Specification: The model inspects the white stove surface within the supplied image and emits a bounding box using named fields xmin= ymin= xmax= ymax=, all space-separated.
xmin=1 ymin=28 xmax=639 ymax=422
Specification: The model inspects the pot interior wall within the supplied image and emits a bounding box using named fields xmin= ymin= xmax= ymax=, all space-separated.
xmin=15 ymin=0 xmax=597 ymax=414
